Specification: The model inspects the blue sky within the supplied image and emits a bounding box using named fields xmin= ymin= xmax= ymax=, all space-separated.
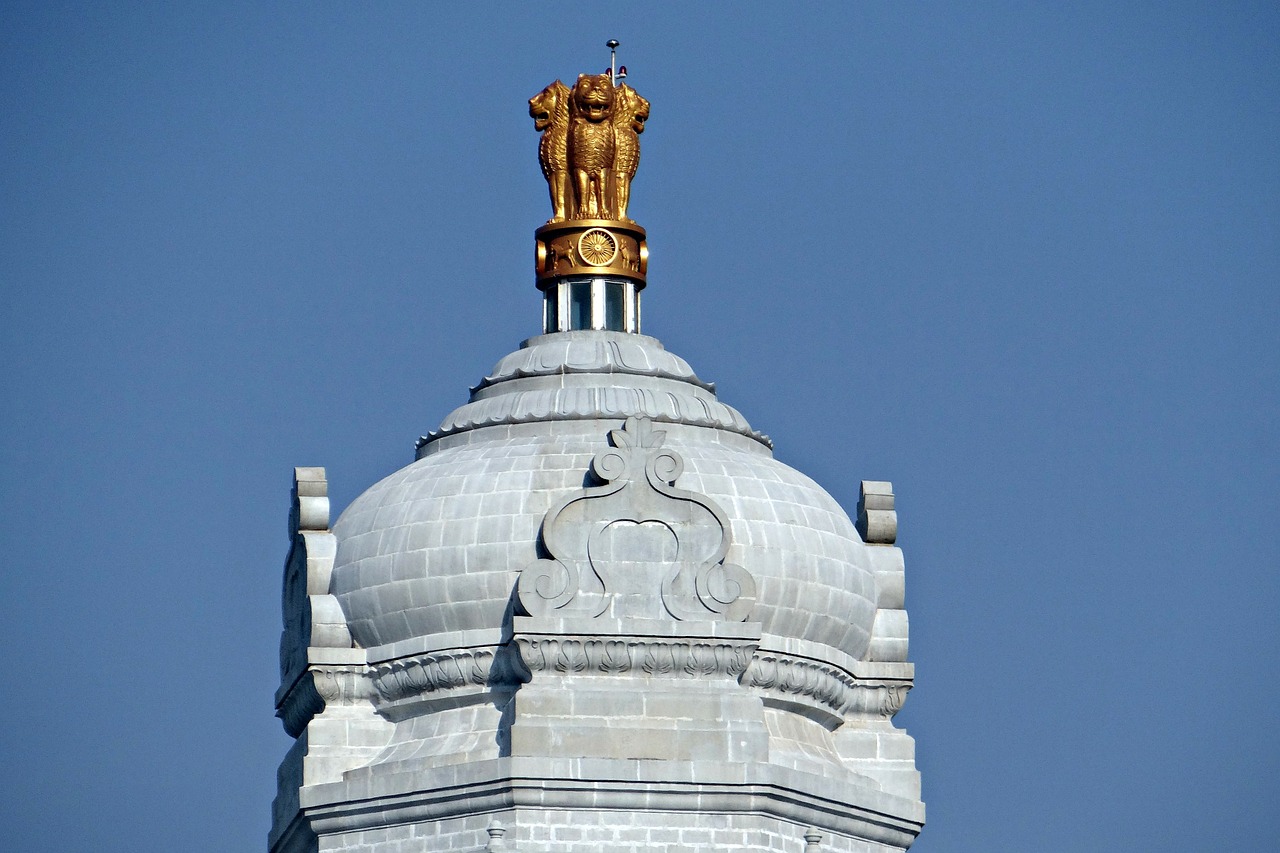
xmin=2 ymin=3 xmax=1277 ymax=851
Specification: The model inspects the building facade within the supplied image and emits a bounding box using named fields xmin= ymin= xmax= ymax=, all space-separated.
xmin=270 ymin=62 xmax=924 ymax=853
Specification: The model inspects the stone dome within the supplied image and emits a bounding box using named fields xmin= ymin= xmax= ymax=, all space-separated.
xmin=330 ymin=331 xmax=881 ymax=662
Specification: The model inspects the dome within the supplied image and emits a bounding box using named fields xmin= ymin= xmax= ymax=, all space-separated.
xmin=330 ymin=330 xmax=881 ymax=662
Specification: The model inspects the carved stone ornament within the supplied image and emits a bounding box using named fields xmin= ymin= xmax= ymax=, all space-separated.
xmin=517 ymin=417 xmax=757 ymax=622
xmin=276 ymin=666 xmax=372 ymax=738
xmin=516 ymin=634 xmax=756 ymax=680
xmin=740 ymin=651 xmax=912 ymax=726
xmin=370 ymin=646 xmax=528 ymax=710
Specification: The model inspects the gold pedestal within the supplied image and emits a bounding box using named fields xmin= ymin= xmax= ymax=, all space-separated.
xmin=535 ymin=219 xmax=647 ymax=291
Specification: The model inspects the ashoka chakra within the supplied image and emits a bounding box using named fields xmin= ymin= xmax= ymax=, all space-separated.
xmin=577 ymin=228 xmax=618 ymax=266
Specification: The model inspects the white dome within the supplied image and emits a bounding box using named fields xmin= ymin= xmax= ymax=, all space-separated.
xmin=331 ymin=331 xmax=880 ymax=662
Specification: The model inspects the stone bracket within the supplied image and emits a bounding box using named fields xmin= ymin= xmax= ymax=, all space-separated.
xmin=277 ymin=467 xmax=364 ymax=736
xmin=277 ymin=655 xmax=376 ymax=737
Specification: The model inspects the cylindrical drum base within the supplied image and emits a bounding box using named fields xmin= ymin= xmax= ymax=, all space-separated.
xmin=535 ymin=219 xmax=647 ymax=290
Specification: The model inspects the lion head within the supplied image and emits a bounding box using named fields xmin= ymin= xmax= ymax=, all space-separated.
xmin=529 ymin=80 xmax=568 ymax=132
xmin=631 ymin=93 xmax=650 ymax=134
xmin=572 ymin=73 xmax=614 ymax=123
xmin=624 ymin=88 xmax=650 ymax=134
xmin=612 ymin=85 xmax=647 ymax=133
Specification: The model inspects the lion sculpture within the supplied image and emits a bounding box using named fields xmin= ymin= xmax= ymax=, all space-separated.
xmin=567 ymin=73 xmax=616 ymax=219
xmin=530 ymin=74 xmax=649 ymax=223
xmin=529 ymin=80 xmax=571 ymax=223
xmin=611 ymin=83 xmax=649 ymax=223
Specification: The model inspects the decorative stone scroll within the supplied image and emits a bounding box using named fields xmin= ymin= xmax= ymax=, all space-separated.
xmin=740 ymin=650 xmax=912 ymax=727
xmin=276 ymin=467 xmax=370 ymax=737
xmin=370 ymin=646 xmax=528 ymax=708
xmin=517 ymin=417 xmax=756 ymax=622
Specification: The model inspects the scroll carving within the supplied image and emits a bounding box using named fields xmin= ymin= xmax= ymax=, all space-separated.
xmin=276 ymin=666 xmax=371 ymax=738
xmin=516 ymin=417 xmax=756 ymax=622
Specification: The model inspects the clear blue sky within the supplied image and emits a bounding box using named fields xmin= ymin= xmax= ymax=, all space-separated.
xmin=2 ymin=3 xmax=1277 ymax=851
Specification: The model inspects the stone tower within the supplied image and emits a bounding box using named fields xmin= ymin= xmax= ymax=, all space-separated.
xmin=270 ymin=57 xmax=924 ymax=853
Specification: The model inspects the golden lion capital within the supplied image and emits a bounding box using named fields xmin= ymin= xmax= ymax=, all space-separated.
xmin=529 ymin=73 xmax=650 ymax=224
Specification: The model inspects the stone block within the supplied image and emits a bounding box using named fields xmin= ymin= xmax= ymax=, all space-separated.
xmin=835 ymin=729 xmax=879 ymax=760
xmin=875 ymin=571 xmax=905 ymax=610
xmin=877 ymin=731 xmax=917 ymax=761
xmin=514 ymin=688 xmax=575 ymax=717
xmin=856 ymin=480 xmax=897 ymax=545
xmin=866 ymin=546 xmax=904 ymax=574
xmin=641 ymin=690 xmax=724 ymax=721
xmin=868 ymin=610 xmax=909 ymax=663
xmin=867 ymin=634 xmax=909 ymax=664
xmin=292 ymin=467 xmax=330 ymax=534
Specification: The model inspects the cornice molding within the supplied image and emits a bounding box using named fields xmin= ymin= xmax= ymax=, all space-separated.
xmin=300 ymin=758 xmax=924 ymax=849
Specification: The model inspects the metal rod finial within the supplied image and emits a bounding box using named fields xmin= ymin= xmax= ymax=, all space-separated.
xmin=607 ymin=40 xmax=622 ymax=86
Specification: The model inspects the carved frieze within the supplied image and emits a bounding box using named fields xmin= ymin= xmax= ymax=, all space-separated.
xmin=516 ymin=417 xmax=757 ymax=622
xmin=370 ymin=646 xmax=528 ymax=707
xmin=740 ymin=650 xmax=913 ymax=726
xmin=515 ymin=634 xmax=756 ymax=679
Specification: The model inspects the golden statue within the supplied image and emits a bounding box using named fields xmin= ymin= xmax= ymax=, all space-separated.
xmin=530 ymin=60 xmax=648 ymax=289
xmin=530 ymin=73 xmax=648 ymax=222
xmin=567 ymin=73 xmax=616 ymax=220
xmin=611 ymin=83 xmax=649 ymax=223
xmin=528 ymin=80 xmax=571 ymax=223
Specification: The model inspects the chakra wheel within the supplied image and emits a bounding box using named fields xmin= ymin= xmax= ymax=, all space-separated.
xmin=577 ymin=228 xmax=619 ymax=266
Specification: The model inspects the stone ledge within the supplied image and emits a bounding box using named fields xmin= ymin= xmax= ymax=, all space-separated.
xmin=514 ymin=616 xmax=762 ymax=640
xmin=475 ymin=331 xmax=715 ymax=392
xmin=366 ymin=627 xmax=509 ymax=667
xmin=359 ymin=625 xmax=915 ymax=726
xmin=298 ymin=756 xmax=924 ymax=849
xmin=758 ymin=632 xmax=914 ymax=682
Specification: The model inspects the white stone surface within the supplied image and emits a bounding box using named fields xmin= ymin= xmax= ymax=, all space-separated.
xmin=272 ymin=333 xmax=923 ymax=852
xmin=332 ymin=424 xmax=879 ymax=661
